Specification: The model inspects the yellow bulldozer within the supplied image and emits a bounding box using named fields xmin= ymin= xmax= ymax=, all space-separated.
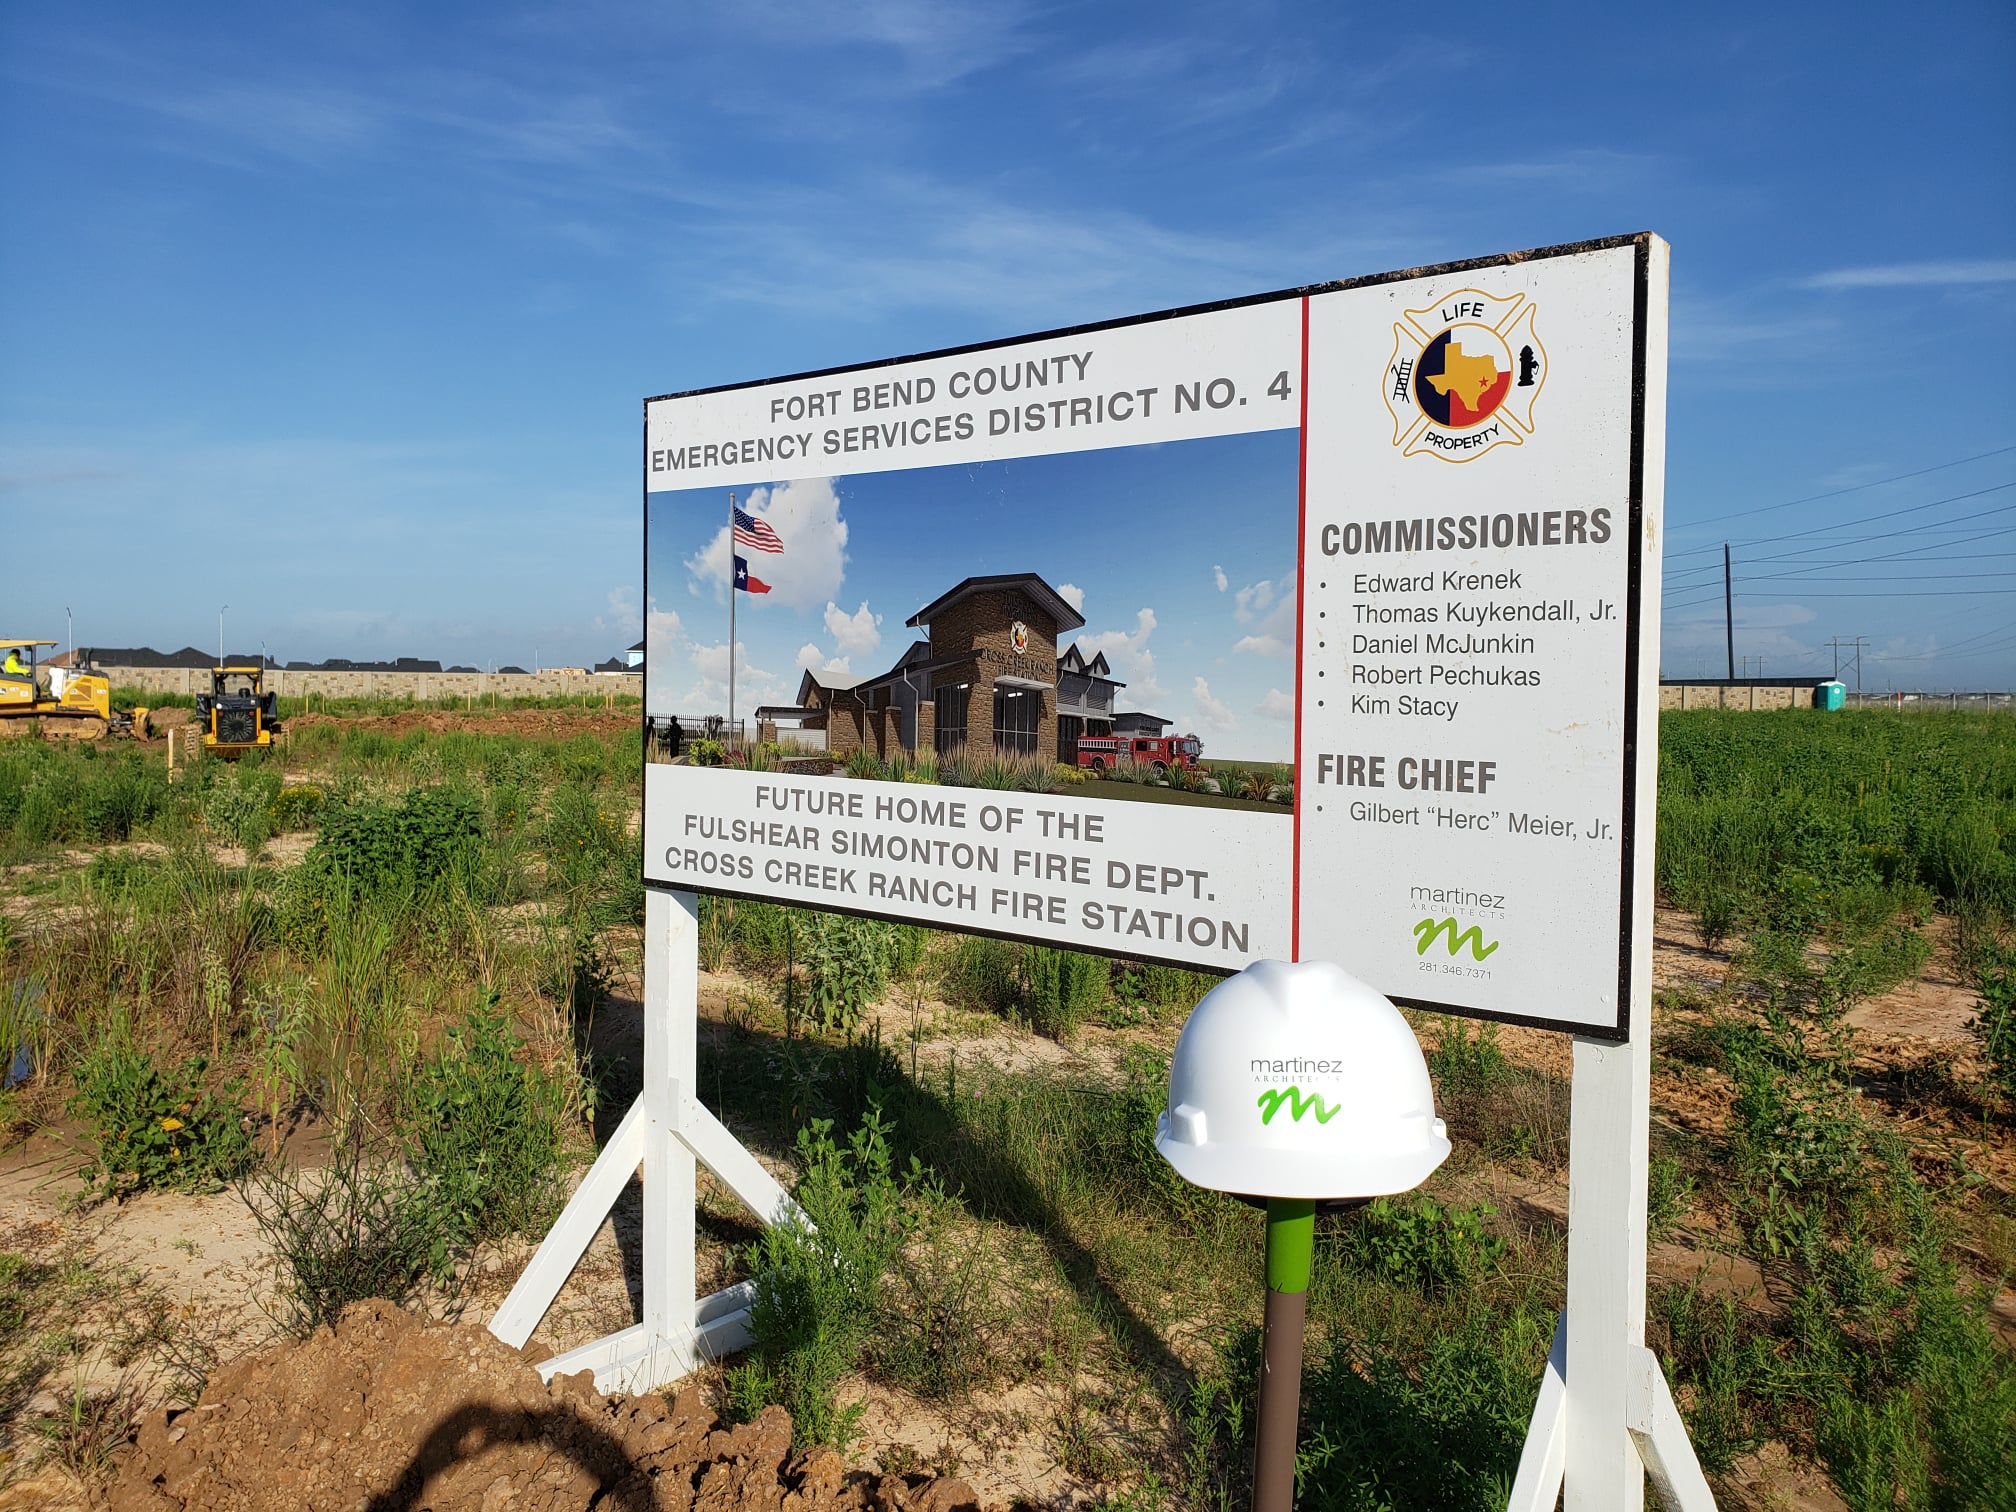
xmin=196 ymin=664 xmax=281 ymax=759
xmin=0 ymin=640 xmax=136 ymax=739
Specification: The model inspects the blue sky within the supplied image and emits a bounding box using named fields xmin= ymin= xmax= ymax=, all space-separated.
xmin=648 ymin=431 xmax=1301 ymax=757
xmin=4 ymin=2 xmax=2013 ymax=685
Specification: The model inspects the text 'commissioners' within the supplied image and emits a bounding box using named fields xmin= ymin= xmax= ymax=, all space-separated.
xmin=642 ymin=233 xmax=1665 ymax=1031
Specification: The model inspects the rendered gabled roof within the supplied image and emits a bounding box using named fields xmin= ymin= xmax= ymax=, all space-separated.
xmin=905 ymin=574 xmax=1086 ymax=633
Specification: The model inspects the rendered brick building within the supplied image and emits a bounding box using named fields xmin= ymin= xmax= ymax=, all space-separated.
xmin=785 ymin=573 xmax=1128 ymax=762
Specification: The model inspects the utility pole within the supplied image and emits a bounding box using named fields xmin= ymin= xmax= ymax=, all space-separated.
xmin=1723 ymin=543 xmax=1735 ymax=682
xmin=737 ymin=493 xmax=745 ymax=737
xmin=1825 ymin=635 xmax=1870 ymax=693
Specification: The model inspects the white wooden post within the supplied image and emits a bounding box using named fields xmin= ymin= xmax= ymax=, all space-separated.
xmin=641 ymin=887 xmax=697 ymax=1378
xmin=490 ymin=887 xmax=806 ymax=1393
xmin=1506 ymin=1031 xmax=1713 ymax=1512
xmin=1507 ymin=233 xmax=1708 ymax=1512
xmin=1564 ymin=1031 xmax=1652 ymax=1511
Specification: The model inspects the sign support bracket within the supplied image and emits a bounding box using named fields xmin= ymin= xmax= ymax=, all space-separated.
xmin=489 ymin=887 xmax=804 ymax=1394
xmin=1505 ymin=1030 xmax=1715 ymax=1512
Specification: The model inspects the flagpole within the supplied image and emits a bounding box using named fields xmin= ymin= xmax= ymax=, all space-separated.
xmin=727 ymin=491 xmax=737 ymax=741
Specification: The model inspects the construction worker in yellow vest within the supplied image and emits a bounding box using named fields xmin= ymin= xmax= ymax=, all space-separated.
xmin=2 ymin=646 xmax=29 ymax=682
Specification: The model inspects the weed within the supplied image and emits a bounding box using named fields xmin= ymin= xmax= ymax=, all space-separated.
xmin=281 ymin=784 xmax=488 ymax=946
xmin=1342 ymin=1193 xmax=1507 ymax=1294
xmin=730 ymin=1108 xmax=933 ymax=1450
xmin=404 ymin=997 xmax=570 ymax=1245
xmin=1021 ymin=946 xmax=1106 ymax=1040
xmin=1967 ymin=941 xmax=2016 ymax=1107
xmin=874 ymin=1209 xmax=1011 ymax=1401
xmin=245 ymin=1132 xmax=451 ymax=1336
xmin=70 ymin=1040 xmax=254 ymax=1198
xmin=1113 ymin=962 xmax=1218 ymax=1022
xmin=30 ymin=1362 xmax=147 ymax=1486
xmin=1647 ymin=1151 xmax=1695 ymax=1242
xmin=1427 ymin=1015 xmax=1508 ymax=1099
xmin=269 ymin=782 xmax=325 ymax=831
xmin=199 ymin=764 xmax=280 ymax=850
xmin=940 ymin=935 xmax=1019 ymax=1016
xmin=1291 ymin=1304 xmax=1544 ymax=1511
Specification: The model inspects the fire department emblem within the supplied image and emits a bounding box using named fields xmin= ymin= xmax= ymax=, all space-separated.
xmin=1382 ymin=287 xmax=1545 ymax=462
xmin=1011 ymin=622 xmax=1029 ymax=655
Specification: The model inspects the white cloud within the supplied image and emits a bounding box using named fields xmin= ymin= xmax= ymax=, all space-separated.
xmin=1191 ymin=676 xmax=1238 ymax=734
xmin=683 ymin=639 xmax=784 ymax=713
xmin=795 ymin=642 xmax=851 ymax=678
xmin=1213 ymin=565 xmax=1228 ymax=593
xmin=1056 ymin=581 xmax=1085 ymax=612
xmin=1661 ymin=600 xmax=1822 ymax=680
xmin=1078 ymin=607 xmax=1164 ymax=702
xmin=643 ymin=605 xmax=687 ymax=711
xmin=823 ymin=599 xmax=882 ymax=656
xmin=686 ymin=477 xmax=848 ymax=611
xmin=1233 ymin=578 xmax=1277 ymax=623
xmin=595 ymin=585 xmax=641 ymax=641
xmin=1257 ymin=689 xmax=1294 ymax=720
xmin=1803 ymin=259 xmax=2016 ymax=291
xmin=1233 ymin=569 xmax=1298 ymax=656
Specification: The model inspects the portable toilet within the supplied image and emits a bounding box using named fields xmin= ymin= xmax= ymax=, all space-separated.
xmin=1816 ymin=680 xmax=1847 ymax=711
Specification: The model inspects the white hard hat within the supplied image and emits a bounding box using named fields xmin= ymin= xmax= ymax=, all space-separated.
xmin=1155 ymin=959 xmax=1450 ymax=1200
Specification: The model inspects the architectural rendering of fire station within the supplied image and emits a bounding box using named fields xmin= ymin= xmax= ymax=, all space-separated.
xmin=759 ymin=573 xmax=1160 ymax=763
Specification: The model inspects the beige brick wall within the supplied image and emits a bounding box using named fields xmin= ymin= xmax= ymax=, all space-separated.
xmin=101 ymin=666 xmax=641 ymax=701
xmin=1659 ymin=683 xmax=1816 ymax=711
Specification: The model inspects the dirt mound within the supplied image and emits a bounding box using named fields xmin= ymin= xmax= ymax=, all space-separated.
xmin=108 ymin=1301 xmax=984 ymax=1512
xmin=287 ymin=709 xmax=640 ymax=740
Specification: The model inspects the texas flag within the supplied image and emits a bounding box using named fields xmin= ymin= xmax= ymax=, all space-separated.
xmin=733 ymin=555 xmax=772 ymax=594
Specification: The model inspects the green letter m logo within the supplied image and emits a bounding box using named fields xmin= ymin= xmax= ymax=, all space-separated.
xmin=1256 ymin=1086 xmax=1342 ymax=1126
xmin=1413 ymin=916 xmax=1501 ymax=960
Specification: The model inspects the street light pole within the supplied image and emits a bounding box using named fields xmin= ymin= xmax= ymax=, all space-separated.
xmin=219 ymin=606 xmax=229 ymax=668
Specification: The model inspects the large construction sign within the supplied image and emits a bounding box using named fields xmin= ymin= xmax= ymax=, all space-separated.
xmin=643 ymin=234 xmax=1667 ymax=1037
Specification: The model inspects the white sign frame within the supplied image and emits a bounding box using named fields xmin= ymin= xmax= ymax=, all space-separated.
xmin=637 ymin=236 xmax=1663 ymax=1041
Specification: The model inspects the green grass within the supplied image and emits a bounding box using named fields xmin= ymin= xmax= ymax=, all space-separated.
xmin=5 ymin=702 xmax=2014 ymax=1503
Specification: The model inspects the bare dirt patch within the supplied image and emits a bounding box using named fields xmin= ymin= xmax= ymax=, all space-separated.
xmin=106 ymin=1301 xmax=986 ymax=1512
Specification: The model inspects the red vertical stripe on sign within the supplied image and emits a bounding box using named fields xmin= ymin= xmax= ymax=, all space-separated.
xmin=1291 ymin=296 xmax=1310 ymax=961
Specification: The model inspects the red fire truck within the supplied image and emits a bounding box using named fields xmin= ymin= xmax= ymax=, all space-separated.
xmin=1075 ymin=731 xmax=1205 ymax=776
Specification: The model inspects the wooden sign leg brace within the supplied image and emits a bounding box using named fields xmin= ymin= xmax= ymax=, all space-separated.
xmin=1506 ymin=1034 xmax=1716 ymax=1512
xmin=489 ymin=889 xmax=805 ymax=1393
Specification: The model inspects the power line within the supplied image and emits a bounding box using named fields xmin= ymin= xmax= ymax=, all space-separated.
xmin=1666 ymin=585 xmax=2016 ymax=613
xmin=1668 ymin=443 xmax=2016 ymax=533
xmin=1775 ymin=588 xmax=2016 ymax=598
xmin=1877 ymin=626 xmax=2016 ymax=661
xmin=1665 ymin=520 xmax=2016 ymax=584
xmin=1743 ymin=572 xmax=2016 ymax=583
xmin=1663 ymin=506 xmax=2016 ymax=590
xmin=1921 ymin=617 xmax=2016 ymax=655
xmin=1665 ymin=480 xmax=2016 ymax=562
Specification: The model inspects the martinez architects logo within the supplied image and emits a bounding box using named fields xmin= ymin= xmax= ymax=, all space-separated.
xmin=1413 ymin=916 xmax=1502 ymax=961
xmin=1382 ymin=287 xmax=1546 ymax=462
xmin=1251 ymin=1053 xmax=1345 ymax=1130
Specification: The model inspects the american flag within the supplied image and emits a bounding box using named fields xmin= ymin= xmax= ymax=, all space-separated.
xmin=732 ymin=506 xmax=784 ymax=553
